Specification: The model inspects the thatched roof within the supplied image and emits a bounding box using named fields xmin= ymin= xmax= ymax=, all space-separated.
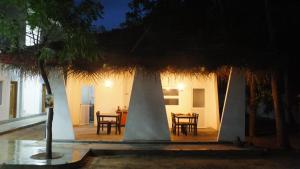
xmin=96 ymin=26 xmax=277 ymax=72
xmin=0 ymin=25 xmax=279 ymax=76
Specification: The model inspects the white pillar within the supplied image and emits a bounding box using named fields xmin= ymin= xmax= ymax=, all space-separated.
xmin=49 ymin=70 xmax=75 ymax=140
xmin=124 ymin=70 xmax=170 ymax=141
xmin=218 ymin=67 xmax=246 ymax=142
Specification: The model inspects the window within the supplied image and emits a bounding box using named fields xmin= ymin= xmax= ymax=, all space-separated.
xmin=163 ymin=88 xmax=179 ymax=105
xmin=164 ymin=98 xmax=179 ymax=105
xmin=0 ymin=81 xmax=3 ymax=105
xmin=193 ymin=89 xmax=205 ymax=107
xmin=163 ymin=89 xmax=179 ymax=96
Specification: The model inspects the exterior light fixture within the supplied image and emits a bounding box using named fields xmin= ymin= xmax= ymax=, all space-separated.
xmin=177 ymin=83 xmax=185 ymax=91
xmin=104 ymin=80 xmax=113 ymax=88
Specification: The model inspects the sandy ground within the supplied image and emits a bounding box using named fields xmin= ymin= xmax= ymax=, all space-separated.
xmin=81 ymin=154 xmax=300 ymax=169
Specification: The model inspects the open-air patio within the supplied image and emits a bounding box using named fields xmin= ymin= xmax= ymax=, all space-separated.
xmin=74 ymin=125 xmax=218 ymax=142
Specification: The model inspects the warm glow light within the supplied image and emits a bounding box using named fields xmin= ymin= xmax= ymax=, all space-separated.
xmin=104 ymin=80 xmax=113 ymax=88
xmin=177 ymin=83 xmax=185 ymax=91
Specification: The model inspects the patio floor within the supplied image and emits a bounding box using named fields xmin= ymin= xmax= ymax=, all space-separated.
xmin=74 ymin=124 xmax=218 ymax=142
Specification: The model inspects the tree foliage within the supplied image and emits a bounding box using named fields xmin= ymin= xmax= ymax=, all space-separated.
xmin=0 ymin=0 xmax=103 ymax=68
xmin=121 ymin=0 xmax=300 ymax=71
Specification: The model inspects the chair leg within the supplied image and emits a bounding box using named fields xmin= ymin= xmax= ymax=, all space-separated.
xmin=97 ymin=124 xmax=100 ymax=134
xmin=173 ymin=126 xmax=176 ymax=134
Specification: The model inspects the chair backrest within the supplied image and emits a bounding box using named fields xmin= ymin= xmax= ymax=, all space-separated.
xmin=192 ymin=113 xmax=199 ymax=125
xmin=96 ymin=111 xmax=100 ymax=123
xmin=171 ymin=113 xmax=176 ymax=124
xmin=117 ymin=113 xmax=122 ymax=124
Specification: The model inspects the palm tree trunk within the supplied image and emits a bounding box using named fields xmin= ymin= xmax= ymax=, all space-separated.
xmin=39 ymin=60 xmax=53 ymax=159
xmin=271 ymin=71 xmax=289 ymax=148
xmin=249 ymin=73 xmax=257 ymax=143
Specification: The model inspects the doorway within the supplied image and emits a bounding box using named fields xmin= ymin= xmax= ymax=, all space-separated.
xmin=81 ymin=85 xmax=95 ymax=124
xmin=9 ymin=81 xmax=18 ymax=119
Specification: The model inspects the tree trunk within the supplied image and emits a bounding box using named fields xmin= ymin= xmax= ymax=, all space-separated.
xmin=39 ymin=60 xmax=54 ymax=159
xmin=249 ymin=73 xmax=257 ymax=143
xmin=271 ymin=71 xmax=289 ymax=148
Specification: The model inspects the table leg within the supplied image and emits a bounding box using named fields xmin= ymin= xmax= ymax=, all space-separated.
xmin=107 ymin=123 xmax=111 ymax=134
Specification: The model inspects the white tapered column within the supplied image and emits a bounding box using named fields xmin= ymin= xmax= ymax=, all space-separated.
xmin=218 ymin=67 xmax=246 ymax=142
xmin=124 ymin=69 xmax=170 ymax=141
xmin=49 ymin=70 xmax=75 ymax=140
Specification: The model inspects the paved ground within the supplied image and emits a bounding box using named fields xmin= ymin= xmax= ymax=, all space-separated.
xmin=0 ymin=123 xmax=44 ymax=140
xmin=81 ymin=153 xmax=300 ymax=169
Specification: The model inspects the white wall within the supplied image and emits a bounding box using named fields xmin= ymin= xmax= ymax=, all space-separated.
xmin=66 ymin=76 xmax=84 ymax=125
xmin=20 ymin=76 xmax=43 ymax=117
xmin=161 ymin=73 xmax=220 ymax=129
xmin=0 ymin=69 xmax=44 ymax=121
xmin=66 ymin=73 xmax=134 ymax=126
xmin=0 ymin=69 xmax=22 ymax=121
xmin=66 ymin=71 xmax=219 ymax=130
xmin=0 ymin=70 xmax=15 ymax=121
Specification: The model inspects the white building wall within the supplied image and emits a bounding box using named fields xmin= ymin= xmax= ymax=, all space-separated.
xmin=66 ymin=73 xmax=134 ymax=126
xmin=20 ymin=76 xmax=43 ymax=117
xmin=66 ymin=76 xmax=84 ymax=125
xmin=0 ymin=67 xmax=44 ymax=122
xmin=0 ymin=70 xmax=21 ymax=121
xmin=161 ymin=73 xmax=220 ymax=129
xmin=66 ymin=71 xmax=219 ymax=130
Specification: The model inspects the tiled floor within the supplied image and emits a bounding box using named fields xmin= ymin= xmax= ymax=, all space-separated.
xmin=74 ymin=125 xmax=218 ymax=142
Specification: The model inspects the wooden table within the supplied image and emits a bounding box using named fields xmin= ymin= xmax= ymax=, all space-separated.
xmin=98 ymin=114 xmax=121 ymax=134
xmin=174 ymin=114 xmax=197 ymax=136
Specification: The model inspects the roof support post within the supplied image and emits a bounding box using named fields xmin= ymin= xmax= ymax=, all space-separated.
xmin=124 ymin=69 xmax=170 ymax=141
xmin=218 ymin=67 xmax=246 ymax=142
xmin=49 ymin=69 xmax=75 ymax=140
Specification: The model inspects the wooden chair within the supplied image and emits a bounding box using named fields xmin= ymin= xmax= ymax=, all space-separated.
xmin=96 ymin=111 xmax=111 ymax=134
xmin=190 ymin=113 xmax=199 ymax=135
xmin=171 ymin=113 xmax=176 ymax=134
xmin=172 ymin=113 xmax=190 ymax=136
xmin=110 ymin=113 xmax=122 ymax=134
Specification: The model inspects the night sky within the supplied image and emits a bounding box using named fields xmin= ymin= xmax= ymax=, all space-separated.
xmin=96 ymin=0 xmax=131 ymax=30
